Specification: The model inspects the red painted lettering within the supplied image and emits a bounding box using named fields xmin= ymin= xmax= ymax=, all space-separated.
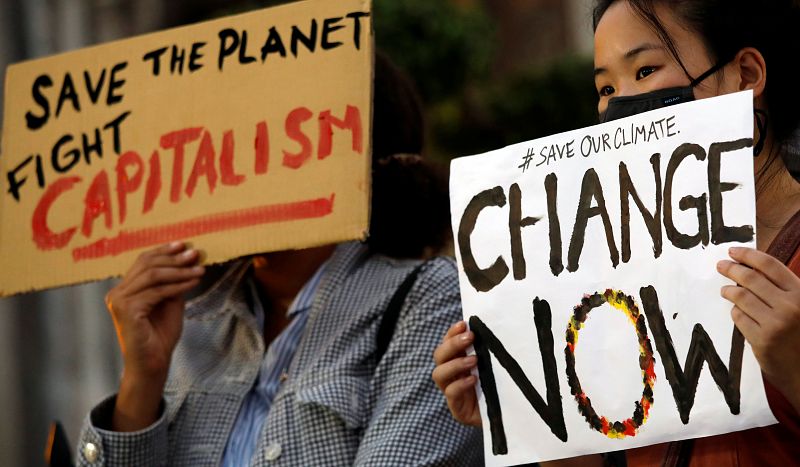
xmin=186 ymin=131 xmax=219 ymax=197
xmin=81 ymin=170 xmax=113 ymax=238
xmin=160 ymin=127 xmax=203 ymax=203
xmin=219 ymin=129 xmax=245 ymax=186
xmin=318 ymin=105 xmax=363 ymax=159
xmin=115 ymin=151 xmax=144 ymax=224
xmin=143 ymin=150 xmax=162 ymax=214
xmin=32 ymin=176 xmax=81 ymax=250
xmin=282 ymin=107 xmax=313 ymax=169
xmin=254 ymin=121 xmax=269 ymax=175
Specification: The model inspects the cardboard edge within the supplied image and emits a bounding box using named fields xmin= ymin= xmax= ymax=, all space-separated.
xmin=2 ymin=0 xmax=367 ymax=69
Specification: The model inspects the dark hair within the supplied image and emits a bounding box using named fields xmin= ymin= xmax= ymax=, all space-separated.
xmin=593 ymin=0 xmax=800 ymax=177
xmin=372 ymin=51 xmax=426 ymax=161
xmin=368 ymin=52 xmax=451 ymax=258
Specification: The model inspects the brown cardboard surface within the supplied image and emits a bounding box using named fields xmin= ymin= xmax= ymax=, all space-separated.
xmin=0 ymin=0 xmax=373 ymax=296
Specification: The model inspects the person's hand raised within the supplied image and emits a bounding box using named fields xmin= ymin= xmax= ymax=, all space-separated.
xmin=432 ymin=321 xmax=482 ymax=427
xmin=105 ymin=241 xmax=204 ymax=431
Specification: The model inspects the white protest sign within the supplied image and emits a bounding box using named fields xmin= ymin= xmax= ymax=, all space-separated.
xmin=449 ymin=91 xmax=777 ymax=465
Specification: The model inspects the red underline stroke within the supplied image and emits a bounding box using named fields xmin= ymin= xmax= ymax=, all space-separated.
xmin=71 ymin=194 xmax=335 ymax=261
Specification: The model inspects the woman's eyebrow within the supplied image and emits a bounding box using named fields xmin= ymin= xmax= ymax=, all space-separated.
xmin=594 ymin=43 xmax=665 ymax=77
xmin=625 ymin=43 xmax=665 ymax=60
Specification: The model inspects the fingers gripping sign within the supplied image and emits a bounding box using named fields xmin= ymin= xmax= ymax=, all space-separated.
xmin=432 ymin=320 xmax=482 ymax=427
xmin=718 ymin=247 xmax=800 ymax=412
xmin=107 ymin=241 xmax=205 ymax=432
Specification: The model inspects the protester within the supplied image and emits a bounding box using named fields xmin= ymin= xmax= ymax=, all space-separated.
xmin=75 ymin=52 xmax=483 ymax=466
xmin=432 ymin=0 xmax=800 ymax=465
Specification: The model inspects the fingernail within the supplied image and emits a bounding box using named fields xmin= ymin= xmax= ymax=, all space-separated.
xmin=465 ymin=356 xmax=477 ymax=366
xmin=192 ymin=266 xmax=205 ymax=274
xmin=182 ymin=249 xmax=196 ymax=258
xmin=729 ymin=247 xmax=742 ymax=256
xmin=460 ymin=332 xmax=473 ymax=343
xmin=170 ymin=241 xmax=183 ymax=248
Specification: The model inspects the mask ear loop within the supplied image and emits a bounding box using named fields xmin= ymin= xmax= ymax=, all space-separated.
xmin=689 ymin=60 xmax=729 ymax=87
xmin=753 ymin=108 xmax=769 ymax=157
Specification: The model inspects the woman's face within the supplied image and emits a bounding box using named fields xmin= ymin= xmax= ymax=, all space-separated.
xmin=593 ymin=1 xmax=738 ymax=116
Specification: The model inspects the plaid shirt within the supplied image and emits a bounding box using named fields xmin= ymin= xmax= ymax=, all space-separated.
xmin=77 ymin=242 xmax=483 ymax=466
xmin=221 ymin=265 xmax=325 ymax=466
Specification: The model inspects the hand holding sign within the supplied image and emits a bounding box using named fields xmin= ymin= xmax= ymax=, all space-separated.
xmin=432 ymin=321 xmax=481 ymax=427
xmin=105 ymin=242 xmax=203 ymax=431
xmin=719 ymin=247 xmax=800 ymax=413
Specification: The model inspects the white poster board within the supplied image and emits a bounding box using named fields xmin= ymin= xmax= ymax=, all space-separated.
xmin=449 ymin=91 xmax=777 ymax=465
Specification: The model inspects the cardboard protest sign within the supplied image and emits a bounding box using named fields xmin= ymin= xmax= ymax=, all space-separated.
xmin=0 ymin=0 xmax=373 ymax=296
xmin=449 ymin=91 xmax=778 ymax=465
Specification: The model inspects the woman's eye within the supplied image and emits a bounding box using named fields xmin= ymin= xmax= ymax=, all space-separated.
xmin=598 ymin=85 xmax=615 ymax=97
xmin=636 ymin=66 xmax=657 ymax=80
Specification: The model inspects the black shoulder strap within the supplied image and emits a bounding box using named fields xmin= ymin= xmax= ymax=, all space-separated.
xmin=375 ymin=262 xmax=426 ymax=364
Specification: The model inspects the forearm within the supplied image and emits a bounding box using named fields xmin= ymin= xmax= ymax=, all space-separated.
xmin=113 ymin=371 xmax=167 ymax=432
xmin=78 ymin=393 xmax=169 ymax=467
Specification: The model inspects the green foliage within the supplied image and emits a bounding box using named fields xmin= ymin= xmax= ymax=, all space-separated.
xmin=431 ymin=56 xmax=600 ymax=160
xmin=372 ymin=0 xmax=494 ymax=103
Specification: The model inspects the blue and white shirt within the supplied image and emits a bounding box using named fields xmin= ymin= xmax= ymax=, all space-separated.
xmin=78 ymin=242 xmax=483 ymax=466
xmin=221 ymin=263 xmax=327 ymax=466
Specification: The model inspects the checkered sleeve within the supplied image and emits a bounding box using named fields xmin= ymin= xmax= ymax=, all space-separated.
xmin=76 ymin=394 xmax=169 ymax=467
xmin=354 ymin=258 xmax=484 ymax=466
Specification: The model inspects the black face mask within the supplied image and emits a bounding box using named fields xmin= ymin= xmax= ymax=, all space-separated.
xmin=599 ymin=61 xmax=726 ymax=123
xmin=599 ymin=61 xmax=768 ymax=157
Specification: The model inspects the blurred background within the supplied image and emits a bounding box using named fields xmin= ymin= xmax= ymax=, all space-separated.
xmin=0 ymin=0 xmax=599 ymax=465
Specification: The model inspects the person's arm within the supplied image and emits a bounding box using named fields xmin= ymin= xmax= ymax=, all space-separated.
xmin=76 ymin=242 xmax=204 ymax=466
xmin=718 ymin=247 xmax=800 ymax=413
xmin=76 ymin=394 xmax=169 ymax=466
xmin=353 ymin=259 xmax=483 ymax=466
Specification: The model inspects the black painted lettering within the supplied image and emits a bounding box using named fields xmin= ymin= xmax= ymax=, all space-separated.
xmin=51 ymin=134 xmax=81 ymax=173
xmin=457 ymin=187 xmax=509 ymax=293
xmin=7 ymin=156 xmax=33 ymax=202
xmin=261 ymin=26 xmax=287 ymax=61
xmin=640 ymin=285 xmax=743 ymax=423
xmin=83 ymin=69 xmax=106 ymax=104
xmin=103 ymin=111 xmax=131 ymax=155
xmin=508 ymin=183 xmax=541 ymax=281
xmin=25 ymin=74 xmax=53 ymax=130
xmin=188 ymin=42 xmax=206 ymax=72
xmin=469 ymin=298 xmax=568 ymax=456
xmin=55 ymin=73 xmax=80 ymax=117
xmin=143 ymin=46 xmax=168 ymax=76
xmin=545 ymin=173 xmax=564 ymax=276
xmin=169 ymin=45 xmax=186 ymax=74
xmin=321 ymin=17 xmax=344 ymax=50
xmin=567 ymin=168 xmax=619 ymax=272
xmin=346 ymin=11 xmax=370 ymax=50
xmin=664 ymin=143 xmax=709 ymax=249
xmin=238 ymin=31 xmax=257 ymax=64
xmin=708 ymin=138 xmax=755 ymax=245
xmin=620 ymin=153 xmax=662 ymax=263
xmin=82 ymin=128 xmax=103 ymax=164
xmin=218 ymin=28 xmax=239 ymax=70
xmin=107 ymin=61 xmax=127 ymax=105
xmin=290 ymin=20 xmax=317 ymax=57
